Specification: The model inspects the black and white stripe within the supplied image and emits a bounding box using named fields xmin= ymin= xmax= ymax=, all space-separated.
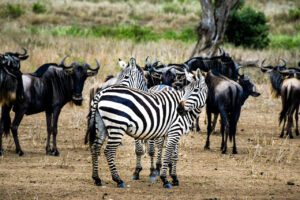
xmin=87 ymin=70 xmax=208 ymax=188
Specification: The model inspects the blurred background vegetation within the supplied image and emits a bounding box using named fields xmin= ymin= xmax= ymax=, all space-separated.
xmin=0 ymin=0 xmax=299 ymax=49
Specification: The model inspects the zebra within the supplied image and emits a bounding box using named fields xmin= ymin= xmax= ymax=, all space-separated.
xmin=86 ymin=69 xmax=208 ymax=188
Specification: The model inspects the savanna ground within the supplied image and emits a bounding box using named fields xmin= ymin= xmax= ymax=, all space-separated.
xmin=0 ymin=0 xmax=300 ymax=199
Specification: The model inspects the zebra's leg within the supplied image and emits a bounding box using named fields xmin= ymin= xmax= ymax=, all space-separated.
xmin=155 ymin=136 xmax=165 ymax=175
xmin=132 ymin=139 xmax=144 ymax=180
xmin=160 ymin=136 xmax=179 ymax=189
xmin=295 ymin=106 xmax=299 ymax=136
xmin=91 ymin=111 xmax=107 ymax=186
xmin=147 ymin=139 xmax=158 ymax=182
xmin=170 ymin=143 xmax=179 ymax=186
xmin=104 ymin=136 xmax=125 ymax=188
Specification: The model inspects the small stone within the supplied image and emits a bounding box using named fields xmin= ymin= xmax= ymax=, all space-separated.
xmin=214 ymin=168 xmax=218 ymax=170
xmin=287 ymin=181 xmax=295 ymax=186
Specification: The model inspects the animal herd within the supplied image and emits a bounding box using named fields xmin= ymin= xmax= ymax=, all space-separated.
xmin=0 ymin=48 xmax=299 ymax=189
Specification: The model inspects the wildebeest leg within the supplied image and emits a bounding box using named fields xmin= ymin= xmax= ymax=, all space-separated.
xmin=155 ymin=136 xmax=165 ymax=175
xmin=230 ymin=108 xmax=241 ymax=154
xmin=195 ymin=117 xmax=201 ymax=132
xmin=211 ymin=113 xmax=218 ymax=133
xmin=132 ymin=139 xmax=144 ymax=180
xmin=0 ymin=104 xmax=12 ymax=156
xmin=287 ymin=112 xmax=294 ymax=139
xmin=204 ymin=109 xmax=212 ymax=150
xmin=170 ymin=143 xmax=179 ymax=186
xmin=220 ymin=110 xmax=228 ymax=154
xmin=51 ymin=108 xmax=61 ymax=156
xmin=160 ymin=135 xmax=179 ymax=188
xmin=45 ymin=112 xmax=53 ymax=155
xmin=280 ymin=116 xmax=286 ymax=138
xmin=11 ymin=110 xmax=26 ymax=156
xmin=295 ymin=106 xmax=299 ymax=136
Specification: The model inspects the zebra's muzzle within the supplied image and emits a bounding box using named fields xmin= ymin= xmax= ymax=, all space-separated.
xmin=177 ymin=101 xmax=187 ymax=116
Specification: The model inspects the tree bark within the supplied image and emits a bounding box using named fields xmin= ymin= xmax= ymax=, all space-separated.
xmin=190 ymin=0 xmax=239 ymax=58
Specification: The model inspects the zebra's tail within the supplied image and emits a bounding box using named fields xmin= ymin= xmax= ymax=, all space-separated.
xmin=1 ymin=105 xmax=12 ymax=136
xmin=85 ymin=88 xmax=99 ymax=145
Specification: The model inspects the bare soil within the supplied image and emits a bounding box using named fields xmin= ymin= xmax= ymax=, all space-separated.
xmin=0 ymin=85 xmax=299 ymax=200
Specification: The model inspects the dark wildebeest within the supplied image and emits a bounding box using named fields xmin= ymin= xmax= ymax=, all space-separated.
xmin=0 ymin=49 xmax=29 ymax=104
xmin=260 ymin=59 xmax=300 ymax=138
xmin=0 ymin=56 xmax=100 ymax=156
xmin=204 ymin=70 xmax=260 ymax=154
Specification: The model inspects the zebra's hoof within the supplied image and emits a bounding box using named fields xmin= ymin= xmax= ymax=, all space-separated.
xmin=149 ymin=175 xmax=157 ymax=183
xmin=132 ymin=174 xmax=140 ymax=180
xmin=117 ymin=182 xmax=126 ymax=188
xmin=172 ymin=180 xmax=179 ymax=186
xmin=94 ymin=178 xmax=102 ymax=186
xmin=163 ymin=183 xmax=173 ymax=189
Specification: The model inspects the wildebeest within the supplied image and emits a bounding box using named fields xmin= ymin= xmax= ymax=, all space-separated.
xmin=0 ymin=48 xmax=29 ymax=104
xmin=0 ymin=56 xmax=100 ymax=156
xmin=260 ymin=59 xmax=300 ymax=138
xmin=204 ymin=71 xmax=260 ymax=154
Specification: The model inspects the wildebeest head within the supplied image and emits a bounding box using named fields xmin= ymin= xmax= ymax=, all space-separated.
xmin=177 ymin=69 xmax=208 ymax=116
xmin=59 ymin=56 xmax=100 ymax=105
xmin=260 ymin=59 xmax=287 ymax=98
xmin=238 ymin=74 xmax=261 ymax=97
xmin=0 ymin=48 xmax=29 ymax=104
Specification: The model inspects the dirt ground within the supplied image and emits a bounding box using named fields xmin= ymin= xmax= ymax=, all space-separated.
xmin=0 ymin=84 xmax=299 ymax=200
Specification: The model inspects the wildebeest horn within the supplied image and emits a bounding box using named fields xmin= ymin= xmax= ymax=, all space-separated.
xmin=278 ymin=58 xmax=287 ymax=68
xmin=218 ymin=47 xmax=224 ymax=56
xmin=59 ymin=55 xmax=72 ymax=69
xmin=17 ymin=48 xmax=29 ymax=60
xmin=87 ymin=59 xmax=100 ymax=76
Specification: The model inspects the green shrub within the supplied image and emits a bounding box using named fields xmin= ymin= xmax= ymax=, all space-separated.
xmin=270 ymin=33 xmax=300 ymax=49
xmin=0 ymin=4 xmax=24 ymax=18
xmin=287 ymin=8 xmax=300 ymax=21
xmin=32 ymin=2 xmax=47 ymax=14
xmin=225 ymin=6 xmax=269 ymax=49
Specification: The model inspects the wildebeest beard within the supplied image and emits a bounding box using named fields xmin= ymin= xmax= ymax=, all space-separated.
xmin=0 ymin=67 xmax=19 ymax=105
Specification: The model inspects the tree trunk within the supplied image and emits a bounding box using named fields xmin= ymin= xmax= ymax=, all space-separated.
xmin=190 ymin=0 xmax=239 ymax=58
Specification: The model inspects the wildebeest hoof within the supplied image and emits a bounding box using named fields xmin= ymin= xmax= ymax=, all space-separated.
xmin=16 ymin=149 xmax=24 ymax=156
xmin=204 ymin=145 xmax=210 ymax=150
xmin=296 ymin=130 xmax=299 ymax=136
xmin=279 ymin=134 xmax=284 ymax=138
xmin=221 ymin=149 xmax=227 ymax=154
xmin=0 ymin=149 xmax=3 ymax=156
xmin=117 ymin=182 xmax=125 ymax=188
xmin=289 ymin=135 xmax=294 ymax=139
xmin=232 ymin=149 xmax=238 ymax=154
xmin=46 ymin=149 xmax=60 ymax=156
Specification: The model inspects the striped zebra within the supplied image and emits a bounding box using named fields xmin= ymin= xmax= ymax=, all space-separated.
xmin=86 ymin=69 xmax=208 ymax=188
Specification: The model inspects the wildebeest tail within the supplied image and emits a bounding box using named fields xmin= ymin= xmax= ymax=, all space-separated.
xmin=279 ymin=87 xmax=291 ymax=125
xmin=1 ymin=105 xmax=12 ymax=136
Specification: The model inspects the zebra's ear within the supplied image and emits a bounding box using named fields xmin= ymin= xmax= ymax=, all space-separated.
xmin=145 ymin=56 xmax=150 ymax=65
xmin=118 ymin=58 xmax=127 ymax=69
xmin=129 ymin=57 xmax=137 ymax=69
